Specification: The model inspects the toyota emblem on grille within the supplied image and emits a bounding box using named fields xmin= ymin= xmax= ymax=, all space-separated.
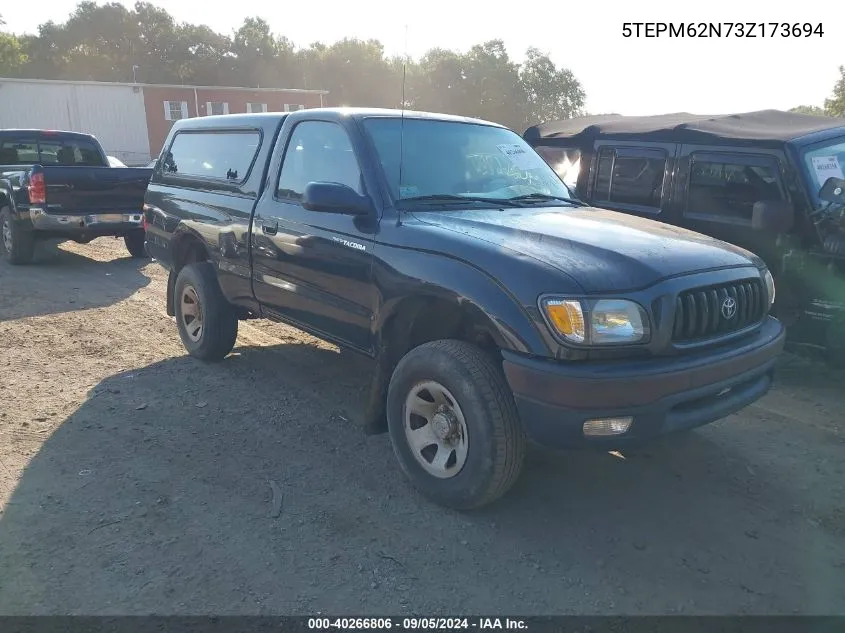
xmin=721 ymin=297 xmax=737 ymax=319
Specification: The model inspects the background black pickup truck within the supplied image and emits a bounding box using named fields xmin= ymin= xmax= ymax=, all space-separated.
xmin=0 ymin=129 xmax=153 ymax=264
xmin=144 ymin=108 xmax=785 ymax=510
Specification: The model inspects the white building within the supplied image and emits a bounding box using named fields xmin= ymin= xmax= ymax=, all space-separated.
xmin=0 ymin=77 xmax=153 ymax=165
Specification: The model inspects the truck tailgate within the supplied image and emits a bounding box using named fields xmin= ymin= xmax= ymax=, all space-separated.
xmin=41 ymin=166 xmax=153 ymax=215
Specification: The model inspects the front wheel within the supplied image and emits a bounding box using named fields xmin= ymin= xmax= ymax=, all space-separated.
xmin=386 ymin=339 xmax=526 ymax=510
xmin=124 ymin=230 xmax=148 ymax=258
xmin=0 ymin=207 xmax=35 ymax=265
xmin=174 ymin=262 xmax=238 ymax=361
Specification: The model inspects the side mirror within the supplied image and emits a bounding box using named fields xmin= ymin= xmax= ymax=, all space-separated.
xmin=819 ymin=177 xmax=845 ymax=204
xmin=752 ymin=199 xmax=794 ymax=235
xmin=301 ymin=181 xmax=373 ymax=216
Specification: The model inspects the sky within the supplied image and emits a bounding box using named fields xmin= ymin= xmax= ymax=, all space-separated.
xmin=4 ymin=0 xmax=841 ymax=116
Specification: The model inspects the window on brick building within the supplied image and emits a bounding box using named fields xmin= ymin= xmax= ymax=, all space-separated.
xmin=206 ymin=102 xmax=229 ymax=116
xmin=163 ymin=101 xmax=189 ymax=121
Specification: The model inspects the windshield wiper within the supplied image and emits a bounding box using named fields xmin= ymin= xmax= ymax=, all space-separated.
xmin=508 ymin=193 xmax=587 ymax=206
xmin=401 ymin=194 xmax=521 ymax=207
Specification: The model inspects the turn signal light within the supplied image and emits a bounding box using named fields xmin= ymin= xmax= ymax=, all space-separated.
xmin=544 ymin=299 xmax=585 ymax=343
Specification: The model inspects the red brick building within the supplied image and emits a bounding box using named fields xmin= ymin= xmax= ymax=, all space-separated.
xmin=142 ymin=84 xmax=329 ymax=157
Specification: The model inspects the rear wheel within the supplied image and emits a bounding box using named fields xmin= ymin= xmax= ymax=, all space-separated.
xmin=0 ymin=207 xmax=35 ymax=265
xmin=124 ymin=229 xmax=148 ymax=258
xmin=174 ymin=262 xmax=238 ymax=361
xmin=386 ymin=339 xmax=526 ymax=510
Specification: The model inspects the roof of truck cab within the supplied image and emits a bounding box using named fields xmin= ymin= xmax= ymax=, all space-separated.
xmin=523 ymin=110 xmax=845 ymax=146
xmin=173 ymin=108 xmax=504 ymax=130
xmin=0 ymin=129 xmax=99 ymax=139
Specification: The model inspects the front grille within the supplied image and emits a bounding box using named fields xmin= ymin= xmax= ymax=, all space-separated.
xmin=672 ymin=279 xmax=766 ymax=342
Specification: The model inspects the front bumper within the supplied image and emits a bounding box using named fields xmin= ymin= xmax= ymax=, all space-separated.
xmin=502 ymin=316 xmax=786 ymax=449
xmin=28 ymin=207 xmax=143 ymax=237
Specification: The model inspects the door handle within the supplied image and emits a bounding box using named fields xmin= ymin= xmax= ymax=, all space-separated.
xmin=261 ymin=221 xmax=278 ymax=236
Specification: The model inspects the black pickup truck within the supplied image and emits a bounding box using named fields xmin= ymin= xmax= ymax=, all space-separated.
xmin=144 ymin=109 xmax=785 ymax=509
xmin=0 ymin=129 xmax=152 ymax=264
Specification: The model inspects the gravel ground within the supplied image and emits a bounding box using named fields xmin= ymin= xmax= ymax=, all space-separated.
xmin=0 ymin=238 xmax=843 ymax=615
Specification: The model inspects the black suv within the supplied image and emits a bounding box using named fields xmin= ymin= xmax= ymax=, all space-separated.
xmin=525 ymin=110 xmax=845 ymax=365
xmin=143 ymin=108 xmax=784 ymax=509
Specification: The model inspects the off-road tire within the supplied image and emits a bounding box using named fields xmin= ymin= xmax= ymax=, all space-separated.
xmin=0 ymin=207 xmax=35 ymax=265
xmin=386 ymin=339 xmax=526 ymax=510
xmin=174 ymin=262 xmax=238 ymax=361
xmin=124 ymin=230 xmax=148 ymax=258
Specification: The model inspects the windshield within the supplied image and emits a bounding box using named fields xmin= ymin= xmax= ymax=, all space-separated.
xmin=801 ymin=136 xmax=845 ymax=207
xmin=362 ymin=117 xmax=573 ymax=206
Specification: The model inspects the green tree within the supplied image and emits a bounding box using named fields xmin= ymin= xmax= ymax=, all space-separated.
xmin=461 ymin=40 xmax=525 ymax=129
xmin=519 ymin=47 xmax=585 ymax=130
xmin=406 ymin=48 xmax=468 ymax=114
xmin=790 ymin=105 xmax=826 ymax=116
xmin=824 ymin=65 xmax=845 ymax=118
xmin=8 ymin=1 xmax=588 ymax=130
xmin=307 ymin=38 xmax=400 ymax=108
xmin=131 ymin=2 xmax=183 ymax=83
xmin=55 ymin=1 xmax=137 ymax=81
xmin=174 ymin=24 xmax=234 ymax=85
xmin=231 ymin=18 xmax=297 ymax=88
xmin=0 ymin=31 xmax=28 ymax=76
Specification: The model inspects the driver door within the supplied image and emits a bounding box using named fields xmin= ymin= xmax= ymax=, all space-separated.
xmin=251 ymin=119 xmax=378 ymax=354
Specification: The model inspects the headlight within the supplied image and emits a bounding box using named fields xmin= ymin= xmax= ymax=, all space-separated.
xmin=763 ymin=269 xmax=776 ymax=307
xmin=540 ymin=297 xmax=650 ymax=346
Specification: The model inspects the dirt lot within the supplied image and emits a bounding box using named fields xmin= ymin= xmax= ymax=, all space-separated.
xmin=0 ymin=238 xmax=844 ymax=615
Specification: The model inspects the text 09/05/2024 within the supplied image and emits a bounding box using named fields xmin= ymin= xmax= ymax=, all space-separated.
xmin=622 ymin=22 xmax=824 ymax=38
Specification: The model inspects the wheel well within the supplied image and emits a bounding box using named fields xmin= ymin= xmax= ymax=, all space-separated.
xmin=172 ymin=232 xmax=210 ymax=274
xmin=166 ymin=233 xmax=210 ymax=317
xmin=363 ymin=296 xmax=502 ymax=435
xmin=387 ymin=296 xmax=499 ymax=361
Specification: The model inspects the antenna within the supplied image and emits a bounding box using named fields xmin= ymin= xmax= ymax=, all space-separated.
xmin=397 ymin=24 xmax=408 ymax=226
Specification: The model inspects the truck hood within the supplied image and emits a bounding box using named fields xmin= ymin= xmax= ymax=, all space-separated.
xmin=414 ymin=205 xmax=761 ymax=293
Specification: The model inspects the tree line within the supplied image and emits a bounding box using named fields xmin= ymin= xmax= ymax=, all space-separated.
xmin=3 ymin=4 xmax=842 ymax=126
xmin=0 ymin=2 xmax=586 ymax=132
xmin=790 ymin=69 xmax=845 ymax=118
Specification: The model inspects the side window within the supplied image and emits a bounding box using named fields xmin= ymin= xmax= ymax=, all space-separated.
xmin=594 ymin=147 xmax=667 ymax=209
xmin=534 ymin=146 xmax=582 ymax=188
xmin=162 ymin=130 xmax=261 ymax=182
xmin=277 ymin=121 xmax=363 ymax=201
xmin=687 ymin=154 xmax=784 ymax=222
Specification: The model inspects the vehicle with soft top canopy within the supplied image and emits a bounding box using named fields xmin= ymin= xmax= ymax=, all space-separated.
xmin=524 ymin=109 xmax=845 ymax=365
